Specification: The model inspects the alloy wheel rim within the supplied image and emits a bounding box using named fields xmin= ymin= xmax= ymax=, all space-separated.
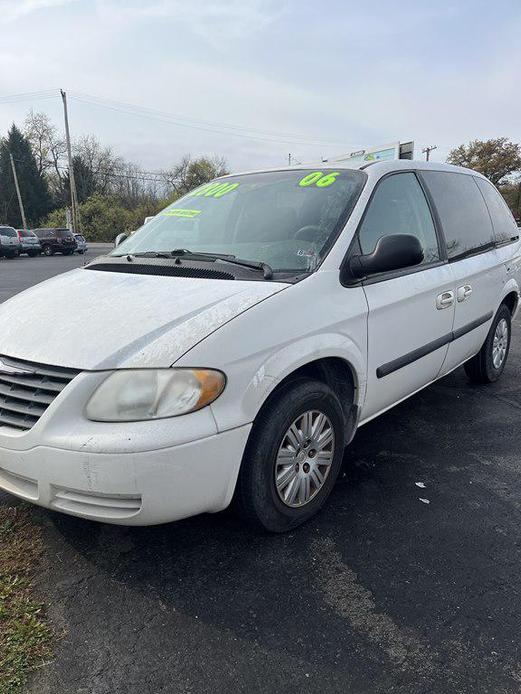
xmin=492 ymin=318 xmax=509 ymax=369
xmin=274 ymin=410 xmax=335 ymax=508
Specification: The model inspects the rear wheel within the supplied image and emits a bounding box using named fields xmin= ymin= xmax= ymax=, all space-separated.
xmin=464 ymin=304 xmax=511 ymax=384
xmin=235 ymin=379 xmax=345 ymax=532
xmin=28 ymin=251 xmax=38 ymax=257
xmin=42 ymin=245 xmax=53 ymax=256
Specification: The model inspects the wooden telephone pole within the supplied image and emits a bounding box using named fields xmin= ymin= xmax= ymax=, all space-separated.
xmin=422 ymin=145 xmax=438 ymax=161
xmin=9 ymin=153 xmax=28 ymax=231
xmin=61 ymin=89 xmax=80 ymax=233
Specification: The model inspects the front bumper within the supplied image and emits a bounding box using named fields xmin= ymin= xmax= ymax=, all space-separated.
xmin=0 ymin=424 xmax=251 ymax=525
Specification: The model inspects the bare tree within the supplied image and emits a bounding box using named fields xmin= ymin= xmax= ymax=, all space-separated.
xmin=161 ymin=155 xmax=229 ymax=196
xmin=24 ymin=110 xmax=67 ymax=198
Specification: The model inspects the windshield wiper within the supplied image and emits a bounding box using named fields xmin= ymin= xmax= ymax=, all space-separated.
xmin=169 ymin=249 xmax=274 ymax=279
xmin=127 ymin=251 xmax=172 ymax=259
xmin=120 ymin=249 xmax=274 ymax=279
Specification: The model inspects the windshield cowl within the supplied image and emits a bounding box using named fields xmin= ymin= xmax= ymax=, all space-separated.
xmin=86 ymin=253 xmax=305 ymax=283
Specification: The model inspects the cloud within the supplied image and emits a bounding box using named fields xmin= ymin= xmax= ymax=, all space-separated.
xmin=95 ymin=0 xmax=287 ymax=43
xmin=0 ymin=0 xmax=75 ymax=22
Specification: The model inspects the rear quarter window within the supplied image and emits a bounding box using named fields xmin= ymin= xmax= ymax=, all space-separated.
xmin=474 ymin=177 xmax=519 ymax=244
xmin=0 ymin=227 xmax=17 ymax=237
xmin=422 ymin=172 xmax=495 ymax=260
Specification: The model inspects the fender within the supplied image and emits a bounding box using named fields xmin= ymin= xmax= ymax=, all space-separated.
xmin=210 ymin=332 xmax=366 ymax=434
xmin=174 ymin=270 xmax=369 ymax=433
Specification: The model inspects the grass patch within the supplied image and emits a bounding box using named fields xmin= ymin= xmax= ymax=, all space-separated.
xmin=0 ymin=504 xmax=53 ymax=693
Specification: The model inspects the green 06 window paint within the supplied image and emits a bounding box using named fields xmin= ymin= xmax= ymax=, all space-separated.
xmin=298 ymin=171 xmax=341 ymax=188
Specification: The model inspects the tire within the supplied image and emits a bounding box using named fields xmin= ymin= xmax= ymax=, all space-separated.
xmin=464 ymin=304 xmax=511 ymax=384
xmin=42 ymin=245 xmax=53 ymax=256
xmin=78 ymin=249 xmax=85 ymax=255
xmin=28 ymin=251 xmax=38 ymax=258
xmin=235 ymin=379 xmax=346 ymax=532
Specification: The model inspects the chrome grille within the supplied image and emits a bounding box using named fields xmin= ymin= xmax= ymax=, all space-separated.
xmin=0 ymin=355 xmax=79 ymax=431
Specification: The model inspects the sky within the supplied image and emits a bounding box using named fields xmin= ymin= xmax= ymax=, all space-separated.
xmin=0 ymin=0 xmax=520 ymax=173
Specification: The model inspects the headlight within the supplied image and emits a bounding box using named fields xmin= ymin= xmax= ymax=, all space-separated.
xmin=86 ymin=369 xmax=225 ymax=422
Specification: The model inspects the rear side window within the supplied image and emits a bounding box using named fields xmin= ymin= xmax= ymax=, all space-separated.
xmin=0 ymin=227 xmax=17 ymax=237
xmin=422 ymin=172 xmax=494 ymax=260
xmin=474 ymin=177 xmax=519 ymax=244
xmin=358 ymin=172 xmax=440 ymax=265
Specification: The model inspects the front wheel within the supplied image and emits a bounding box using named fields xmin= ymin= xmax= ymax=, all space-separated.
xmin=42 ymin=245 xmax=53 ymax=256
xmin=235 ymin=379 xmax=345 ymax=532
xmin=464 ymin=304 xmax=511 ymax=384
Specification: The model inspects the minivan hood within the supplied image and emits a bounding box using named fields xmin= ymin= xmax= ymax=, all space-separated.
xmin=0 ymin=268 xmax=287 ymax=370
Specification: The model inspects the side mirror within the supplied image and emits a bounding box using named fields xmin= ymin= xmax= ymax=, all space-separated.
xmin=348 ymin=234 xmax=424 ymax=280
xmin=114 ymin=232 xmax=128 ymax=248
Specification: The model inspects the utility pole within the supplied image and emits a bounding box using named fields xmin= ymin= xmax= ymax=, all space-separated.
xmin=288 ymin=153 xmax=292 ymax=166
xmin=61 ymin=89 xmax=80 ymax=232
xmin=9 ymin=153 xmax=28 ymax=231
xmin=422 ymin=145 xmax=437 ymax=161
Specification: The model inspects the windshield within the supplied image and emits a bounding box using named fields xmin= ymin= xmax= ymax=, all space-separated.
xmin=112 ymin=169 xmax=366 ymax=274
xmin=0 ymin=227 xmax=17 ymax=237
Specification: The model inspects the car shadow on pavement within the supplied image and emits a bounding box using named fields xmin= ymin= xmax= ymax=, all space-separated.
xmin=40 ymin=361 xmax=521 ymax=694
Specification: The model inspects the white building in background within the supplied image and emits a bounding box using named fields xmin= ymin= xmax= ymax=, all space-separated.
xmin=325 ymin=141 xmax=415 ymax=165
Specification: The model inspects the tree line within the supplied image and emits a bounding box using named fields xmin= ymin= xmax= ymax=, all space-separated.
xmin=1 ymin=111 xmax=520 ymax=241
xmin=0 ymin=110 xmax=228 ymax=240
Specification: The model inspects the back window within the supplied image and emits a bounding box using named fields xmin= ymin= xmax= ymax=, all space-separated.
xmin=422 ymin=172 xmax=495 ymax=260
xmin=474 ymin=177 xmax=519 ymax=244
xmin=57 ymin=229 xmax=72 ymax=238
xmin=18 ymin=229 xmax=35 ymax=238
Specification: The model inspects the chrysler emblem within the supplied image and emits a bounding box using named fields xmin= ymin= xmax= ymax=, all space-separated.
xmin=0 ymin=358 xmax=34 ymax=377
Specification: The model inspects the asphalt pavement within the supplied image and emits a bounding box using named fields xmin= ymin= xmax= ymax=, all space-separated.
xmin=1 ymin=252 xmax=521 ymax=693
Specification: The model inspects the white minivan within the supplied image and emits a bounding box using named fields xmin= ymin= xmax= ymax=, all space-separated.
xmin=0 ymin=161 xmax=520 ymax=532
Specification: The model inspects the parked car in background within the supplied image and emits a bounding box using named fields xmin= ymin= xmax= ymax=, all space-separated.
xmin=17 ymin=229 xmax=41 ymax=257
xmin=74 ymin=234 xmax=88 ymax=254
xmin=0 ymin=225 xmax=22 ymax=258
xmin=33 ymin=228 xmax=77 ymax=256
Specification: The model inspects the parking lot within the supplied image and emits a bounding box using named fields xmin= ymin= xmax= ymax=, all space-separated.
xmin=2 ymin=253 xmax=521 ymax=694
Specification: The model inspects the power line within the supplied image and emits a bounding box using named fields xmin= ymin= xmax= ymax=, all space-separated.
xmin=71 ymin=90 xmax=362 ymax=147
xmin=68 ymin=92 xmax=364 ymax=149
xmin=0 ymin=90 xmax=60 ymax=104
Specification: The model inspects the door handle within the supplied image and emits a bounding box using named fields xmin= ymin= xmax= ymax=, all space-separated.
xmin=457 ymin=284 xmax=473 ymax=302
xmin=436 ymin=290 xmax=455 ymax=310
